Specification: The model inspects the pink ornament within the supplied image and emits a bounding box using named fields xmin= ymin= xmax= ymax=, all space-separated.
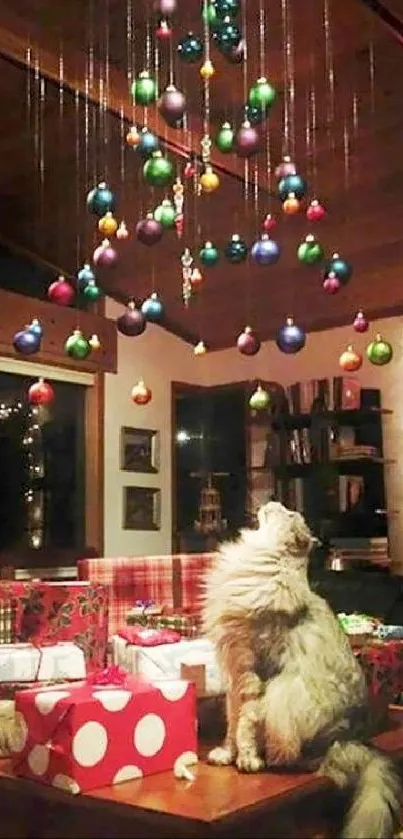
xmin=47 ymin=276 xmax=75 ymax=306
xmin=353 ymin=310 xmax=369 ymax=333
xmin=156 ymin=19 xmax=172 ymax=40
xmin=136 ymin=215 xmax=164 ymax=246
xmin=235 ymin=122 xmax=261 ymax=158
xmin=236 ymin=326 xmax=261 ymax=356
xmin=306 ymin=199 xmax=326 ymax=222
xmin=275 ymin=156 xmax=297 ymax=180
xmin=155 ymin=0 xmax=176 ymax=15
xmin=322 ymin=272 xmax=340 ymax=294
xmin=263 ymin=213 xmax=277 ymax=232
xmin=93 ymin=239 xmax=118 ymax=268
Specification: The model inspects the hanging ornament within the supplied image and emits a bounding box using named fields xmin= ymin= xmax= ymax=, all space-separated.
xmin=117 ymin=301 xmax=146 ymax=337
xmin=306 ymin=199 xmax=326 ymax=222
xmin=143 ymin=151 xmax=174 ymax=187
xmin=199 ymin=165 xmax=220 ymax=193
xmin=190 ymin=268 xmax=203 ymax=288
xmin=64 ymin=329 xmax=91 ymax=360
xmin=83 ymin=279 xmax=103 ymax=302
xmin=237 ymin=326 xmax=261 ymax=356
xmin=214 ymin=16 xmax=242 ymax=54
xmin=200 ymin=134 xmax=212 ymax=165
xmin=194 ymin=340 xmax=207 ymax=356
xmin=247 ymin=77 xmax=277 ymax=112
xmin=226 ymin=38 xmax=245 ymax=63
xmin=156 ymin=0 xmax=177 ymax=14
xmin=13 ymin=328 xmax=40 ymax=356
xmin=136 ymin=214 xmax=164 ymax=246
xmin=199 ymin=241 xmax=219 ymax=266
xmin=249 ymin=385 xmax=270 ymax=411
xmin=214 ymin=123 xmax=234 ymax=155
xmin=141 ymin=293 xmax=164 ymax=322
xmin=215 ymin=0 xmax=240 ymax=16
xmin=200 ymin=59 xmax=215 ymax=80
xmin=98 ymin=211 xmax=118 ymax=237
xmin=278 ymin=174 xmax=307 ymax=202
xmin=282 ymin=193 xmax=301 ymax=215
xmin=184 ymin=158 xmax=198 ymax=179
xmin=156 ymin=19 xmax=172 ymax=40
xmin=173 ymin=177 xmax=185 ymax=238
xmin=131 ymin=379 xmax=152 ymax=406
xmin=77 ymin=263 xmax=95 ymax=289
xmin=116 ymin=221 xmax=129 ymax=240
xmin=322 ymin=272 xmax=340 ymax=294
xmin=126 ymin=125 xmax=141 ymax=148
xmin=158 ymin=85 xmax=186 ymax=125
xmin=28 ymin=319 xmax=43 ymax=339
xmin=202 ymin=1 xmax=218 ymax=27
xmin=263 ymin=213 xmax=277 ymax=232
xmin=225 ymin=233 xmax=248 ymax=263
xmin=275 ymin=156 xmax=297 ymax=180
xmin=251 ymin=234 xmax=281 ymax=266
xmin=353 ymin=310 xmax=369 ymax=334
xmin=86 ymin=182 xmax=116 ymax=217
xmin=93 ymin=239 xmax=118 ymax=269
xmin=28 ymin=378 xmax=54 ymax=406
xmin=276 ymin=317 xmax=306 ymax=354
xmin=366 ymin=334 xmax=393 ymax=366
xmin=137 ymin=128 xmax=160 ymax=159
xmin=47 ymin=276 xmax=75 ymax=306
xmin=131 ymin=71 xmax=157 ymax=106
xmin=322 ymin=253 xmax=352 ymax=286
xmin=339 ymin=345 xmax=363 ymax=372
xmin=235 ymin=121 xmax=261 ymax=158
xmin=177 ymin=32 xmax=203 ymax=63
xmin=297 ymin=234 xmax=324 ymax=266
xmin=181 ymin=248 xmax=194 ymax=306
xmin=244 ymin=104 xmax=266 ymax=126
xmin=89 ymin=334 xmax=101 ymax=351
xmin=154 ymin=198 xmax=176 ymax=228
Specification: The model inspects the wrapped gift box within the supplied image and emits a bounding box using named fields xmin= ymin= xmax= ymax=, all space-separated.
xmin=112 ymin=636 xmax=224 ymax=697
xmin=12 ymin=672 xmax=197 ymax=793
xmin=126 ymin=610 xmax=201 ymax=639
xmin=0 ymin=643 xmax=86 ymax=684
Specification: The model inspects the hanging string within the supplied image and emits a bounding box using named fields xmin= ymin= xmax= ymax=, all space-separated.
xmin=368 ymin=37 xmax=376 ymax=117
xmin=126 ymin=0 xmax=134 ymax=89
xmin=26 ymin=48 xmax=32 ymax=129
xmin=143 ymin=15 xmax=152 ymax=129
xmin=102 ymin=0 xmax=111 ymax=178
xmin=88 ymin=0 xmax=97 ymax=185
xmin=323 ymin=0 xmax=335 ymax=152
xmin=258 ymin=0 xmax=271 ymax=197
xmin=75 ymin=88 xmax=82 ymax=329
xmin=57 ymin=52 xmax=65 ymax=272
xmin=308 ymin=55 xmax=318 ymax=195
xmin=202 ymin=0 xmax=211 ymax=138
xmin=280 ymin=0 xmax=290 ymax=156
xmin=285 ymin=0 xmax=296 ymax=161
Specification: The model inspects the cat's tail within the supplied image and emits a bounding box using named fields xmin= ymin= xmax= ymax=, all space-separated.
xmin=319 ymin=740 xmax=401 ymax=838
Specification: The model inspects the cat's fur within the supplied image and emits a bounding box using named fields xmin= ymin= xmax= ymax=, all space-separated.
xmin=203 ymin=501 xmax=401 ymax=839
xmin=0 ymin=700 xmax=17 ymax=757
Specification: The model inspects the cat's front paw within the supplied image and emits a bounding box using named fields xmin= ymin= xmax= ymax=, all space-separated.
xmin=236 ymin=752 xmax=265 ymax=773
xmin=207 ymin=746 xmax=235 ymax=766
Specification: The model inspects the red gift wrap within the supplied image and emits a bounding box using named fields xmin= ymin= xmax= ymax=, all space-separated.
xmin=12 ymin=669 xmax=197 ymax=793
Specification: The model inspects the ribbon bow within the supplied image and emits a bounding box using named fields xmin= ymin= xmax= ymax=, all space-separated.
xmin=88 ymin=665 xmax=127 ymax=686
xmin=135 ymin=599 xmax=155 ymax=609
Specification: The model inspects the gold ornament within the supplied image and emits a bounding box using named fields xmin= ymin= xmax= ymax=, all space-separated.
xmin=199 ymin=165 xmax=220 ymax=194
xmin=98 ymin=212 xmax=118 ymax=236
xmin=200 ymin=59 xmax=215 ymax=80
xmin=194 ymin=341 xmax=207 ymax=356
xmin=89 ymin=334 xmax=101 ymax=350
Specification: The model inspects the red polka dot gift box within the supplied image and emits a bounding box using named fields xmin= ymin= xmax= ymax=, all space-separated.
xmin=11 ymin=669 xmax=198 ymax=793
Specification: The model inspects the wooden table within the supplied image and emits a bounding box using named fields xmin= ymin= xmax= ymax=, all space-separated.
xmin=1 ymin=724 xmax=402 ymax=839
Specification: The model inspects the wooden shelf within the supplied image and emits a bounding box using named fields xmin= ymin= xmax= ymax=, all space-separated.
xmin=270 ymin=409 xmax=392 ymax=431
xmin=274 ymin=458 xmax=395 ymax=478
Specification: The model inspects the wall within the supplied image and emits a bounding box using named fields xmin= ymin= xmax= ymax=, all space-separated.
xmin=104 ymin=298 xmax=204 ymax=556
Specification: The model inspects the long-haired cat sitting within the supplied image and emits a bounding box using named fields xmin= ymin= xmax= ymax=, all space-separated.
xmin=203 ymin=501 xmax=401 ymax=839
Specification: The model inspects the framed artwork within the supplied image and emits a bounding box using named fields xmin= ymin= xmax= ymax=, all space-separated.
xmin=123 ymin=486 xmax=161 ymax=531
xmin=120 ymin=427 xmax=159 ymax=473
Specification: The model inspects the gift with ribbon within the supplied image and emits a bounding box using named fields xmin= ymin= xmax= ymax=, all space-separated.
xmin=0 ymin=642 xmax=86 ymax=686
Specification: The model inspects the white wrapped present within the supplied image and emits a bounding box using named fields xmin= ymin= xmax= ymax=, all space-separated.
xmin=112 ymin=636 xmax=225 ymax=697
xmin=0 ymin=642 xmax=86 ymax=683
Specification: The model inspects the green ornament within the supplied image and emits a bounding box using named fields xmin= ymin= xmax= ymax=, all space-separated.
xmin=248 ymin=77 xmax=277 ymax=111
xmin=83 ymin=279 xmax=103 ymax=302
xmin=366 ymin=334 xmax=393 ymax=366
xmin=215 ymin=121 xmax=234 ymax=153
xmin=202 ymin=1 xmax=218 ymax=28
xmin=249 ymin=385 xmax=270 ymax=411
xmin=154 ymin=199 xmax=176 ymax=228
xmin=143 ymin=151 xmax=174 ymax=187
xmin=199 ymin=241 xmax=220 ymax=266
xmin=64 ymin=329 xmax=91 ymax=360
xmin=297 ymin=235 xmax=324 ymax=265
xmin=131 ymin=71 xmax=157 ymax=106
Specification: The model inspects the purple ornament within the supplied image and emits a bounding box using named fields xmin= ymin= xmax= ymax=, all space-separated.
xmin=158 ymin=85 xmax=186 ymax=125
xmin=235 ymin=121 xmax=261 ymax=158
xmin=237 ymin=326 xmax=261 ymax=356
xmin=276 ymin=318 xmax=306 ymax=355
xmin=251 ymin=235 xmax=281 ymax=266
xmin=155 ymin=0 xmax=176 ymax=13
xmin=93 ymin=239 xmax=118 ymax=268
xmin=275 ymin=156 xmax=297 ymax=180
xmin=136 ymin=215 xmax=164 ymax=246
xmin=117 ymin=302 xmax=146 ymax=337
xmin=13 ymin=328 xmax=41 ymax=356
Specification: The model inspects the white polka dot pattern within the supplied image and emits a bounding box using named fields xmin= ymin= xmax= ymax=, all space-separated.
xmin=11 ymin=712 xmax=27 ymax=753
xmin=72 ymin=721 xmax=108 ymax=767
xmin=152 ymin=681 xmax=189 ymax=702
xmin=173 ymin=751 xmax=198 ymax=776
xmin=52 ymin=773 xmax=81 ymax=794
xmin=134 ymin=713 xmax=166 ymax=757
xmin=92 ymin=689 xmax=132 ymax=712
xmin=34 ymin=691 xmax=70 ymax=716
xmin=27 ymin=745 xmax=50 ymax=776
xmin=113 ymin=765 xmax=143 ymax=784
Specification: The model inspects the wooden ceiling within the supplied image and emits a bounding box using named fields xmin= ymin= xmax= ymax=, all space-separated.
xmin=0 ymin=0 xmax=402 ymax=349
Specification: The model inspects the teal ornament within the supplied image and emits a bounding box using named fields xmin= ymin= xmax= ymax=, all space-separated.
xmin=77 ymin=263 xmax=95 ymax=289
xmin=141 ymin=292 xmax=164 ymax=322
xmin=215 ymin=122 xmax=234 ymax=154
xmin=297 ymin=235 xmax=324 ymax=265
xmin=131 ymin=71 xmax=157 ymax=106
xmin=216 ymin=0 xmax=240 ymax=18
xmin=244 ymin=104 xmax=266 ymax=126
xmin=154 ymin=199 xmax=176 ymax=228
xmin=199 ymin=241 xmax=220 ymax=266
xmin=278 ymin=173 xmax=307 ymax=202
xmin=86 ymin=182 xmax=115 ymax=217
xmin=177 ymin=33 xmax=203 ymax=63
xmin=224 ymin=233 xmax=248 ymax=263
xmin=248 ymin=77 xmax=277 ymax=111
xmin=137 ymin=128 xmax=159 ymax=159
xmin=83 ymin=279 xmax=103 ymax=302
xmin=143 ymin=151 xmax=174 ymax=187
xmin=214 ymin=17 xmax=242 ymax=54
xmin=28 ymin=319 xmax=43 ymax=339
xmin=322 ymin=253 xmax=352 ymax=285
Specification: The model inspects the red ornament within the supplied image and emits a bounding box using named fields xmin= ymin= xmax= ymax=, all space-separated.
xmin=236 ymin=326 xmax=261 ymax=356
xmin=282 ymin=193 xmax=300 ymax=215
xmin=47 ymin=276 xmax=75 ymax=306
xmin=353 ymin=310 xmax=369 ymax=333
xmin=306 ymin=199 xmax=326 ymax=222
xmin=339 ymin=345 xmax=363 ymax=373
xmin=322 ymin=272 xmax=340 ymax=294
xmin=175 ymin=214 xmax=184 ymax=238
xmin=156 ymin=19 xmax=172 ymax=40
xmin=131 ymin=379 xmax=152 ymax=406
xmin=263 ymin=213 xmax=277 ymax=232
xmin=28 ymin=378 xmax=55 ymax=406
xmin=184 ymin=160 xmax=197 ymax=178
xmin=190 ymin=268 xmax=203 ymax=288
xmin=126 ymin=125 xmax=141 ymax=148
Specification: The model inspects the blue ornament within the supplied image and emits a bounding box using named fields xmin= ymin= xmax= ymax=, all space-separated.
xmin=214 ymin=17 xmax=242 ymax=54
xmin=77 ymin=263 xmax=96 ymax=289
xmin=28 ymin=318 xmax=43 ymax=339
xmin=244 ymin=104 xmax=266 ymax=126
xmin=177 ymin=33 xmax=203 ymax=63
xmin=276 ymin=317 xmax=306 ymax=355
xmin=322 ymin=252 xmax=352 ymax=286
xmin=216 ymin=0 xmax=240 ymax=17
xmin=137 ymin=128 xmax=160 ymax=159
xmin=13 ymin=328 xmax=41 ymax=356
xmin=86 ymin=182 xmax=116 ymax=217
xmin=224 ymin=234 xmax=248 ymax=264
xmin=141 ymin=293 xmax=164 ymax=322
xmin=278 ymin=173 xmax=307 ymax=202
xmin=251 ymin=235 xmax=281 ymax=266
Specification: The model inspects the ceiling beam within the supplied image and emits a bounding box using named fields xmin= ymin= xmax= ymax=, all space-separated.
xmin=0 ymin=8 xmax=254 ymax=188
xmin=356 ymin=0 xmax=403 ymax=44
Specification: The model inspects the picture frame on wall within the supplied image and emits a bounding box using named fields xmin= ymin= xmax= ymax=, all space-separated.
xmin=120 ymin=427 xmax=160 ymax=474
xmin=123 ymin=486 xmax=161 ymax=531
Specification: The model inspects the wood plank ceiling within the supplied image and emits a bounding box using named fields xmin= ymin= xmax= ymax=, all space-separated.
xmin=0 ymin=0 xmax=402 ymax=349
